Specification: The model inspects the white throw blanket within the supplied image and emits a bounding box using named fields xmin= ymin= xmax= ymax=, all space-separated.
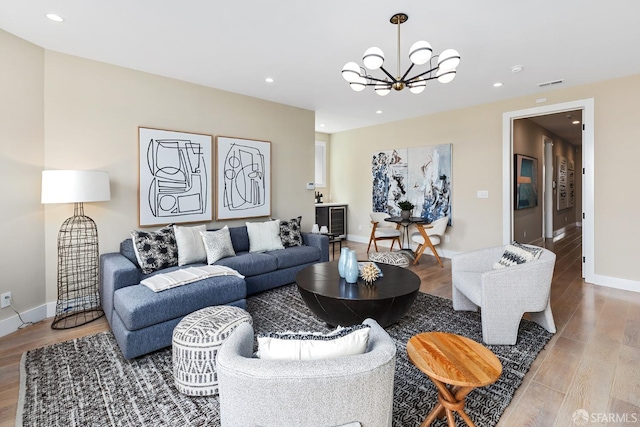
xmin=141 ymin=265 xmax=244 ymax=292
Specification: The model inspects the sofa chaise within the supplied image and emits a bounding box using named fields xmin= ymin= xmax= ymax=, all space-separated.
xmin=100 ymin=225 xmax=329 ymax=359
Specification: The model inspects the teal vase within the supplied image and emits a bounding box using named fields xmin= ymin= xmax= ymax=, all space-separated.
xmin=338 ymin=247 xmax=350 ymax=278
xmin=344 ymin=250 xmax=359 ymax=284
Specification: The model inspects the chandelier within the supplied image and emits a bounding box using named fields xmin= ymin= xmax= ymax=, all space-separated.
xmin=341 ymin=13 xmax=460 ymax=95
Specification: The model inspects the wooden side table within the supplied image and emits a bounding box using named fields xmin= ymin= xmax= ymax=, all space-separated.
xmin=407 ymin=332 xmax=502 ymax=427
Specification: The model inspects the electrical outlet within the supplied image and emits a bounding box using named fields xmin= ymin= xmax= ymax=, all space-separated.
xmin=444 ymin=235 xmax=450 ymax=243
xmin=1 ymin=292 xmax=11 ymax=308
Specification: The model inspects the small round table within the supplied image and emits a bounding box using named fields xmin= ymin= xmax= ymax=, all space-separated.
xmin=407 ymin=332 xmax=502 ymax=427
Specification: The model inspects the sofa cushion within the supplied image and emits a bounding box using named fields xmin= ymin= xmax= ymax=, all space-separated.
xmin=215 ymin=252 xmax=278 ymax=277
xmin=247 ymin=220 xmax=285 ymax=253
xmin=265 ymin=246 xmax=321 ymax=269
xmin=120 ymin=239 xmax=140 ymax=268
xmin=279 ymin=216 xmax=303 ymax=248
xmin=174 ymin=224 xmax=207 ymax=266
xmin=228 ymin=226 xmax=250 ymax=253
xmin=200 ymin=226 xmax=236 ymax=264
xmin=494 ymin=241 xmax=542 ymax=269
xmin=256 ymin=324 xmax=371 ymax=361
xmin=130 ymin=225 xmax=179 ymax=274
xmin=113 ymin=274 xmax=246 ymax=331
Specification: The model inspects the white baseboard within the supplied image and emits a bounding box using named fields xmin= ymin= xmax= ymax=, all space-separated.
xmin=590 ymin=274 xmax=640 ymax=293
xmin=0 ymin=303 xmax=50 ymax=338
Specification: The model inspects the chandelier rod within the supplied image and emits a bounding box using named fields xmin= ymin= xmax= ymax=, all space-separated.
xmin=396 ymin=14 xmax=401 ymax=80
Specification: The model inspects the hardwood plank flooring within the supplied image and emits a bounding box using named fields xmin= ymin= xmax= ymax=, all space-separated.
xmin=1 ymin=226 xmax=638 ymax=426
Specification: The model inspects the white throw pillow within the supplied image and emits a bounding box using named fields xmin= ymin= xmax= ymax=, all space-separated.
xmin=173 ymin=224 xmax=207 ymax=266
xmin=256 ymin=324 xmax=370 ymax=361
xmin=200 ymin=226 xmax=236 ymax=264
xmin=246 ymin=220 xmax=284 ymax=253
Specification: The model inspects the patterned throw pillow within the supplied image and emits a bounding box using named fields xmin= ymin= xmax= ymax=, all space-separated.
xmin=279 ymin=216 xmax=303 ymax=248
xmin=130 ymin=225 xmax=179 ymax=274
xmin=493 ymin=241 xmax=543 ymax=269
xmin=200 ymin=226 xmax=236 ymax=264
xmin=256 ymin=323 xmax=370 ymax=361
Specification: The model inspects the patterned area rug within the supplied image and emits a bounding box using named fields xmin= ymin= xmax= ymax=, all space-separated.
xmin=18 ymin=284 xmax=552 ymax=427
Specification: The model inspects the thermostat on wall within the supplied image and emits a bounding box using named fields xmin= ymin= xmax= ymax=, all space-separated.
xmin=306 ymin=182 xmax=315 ymax=190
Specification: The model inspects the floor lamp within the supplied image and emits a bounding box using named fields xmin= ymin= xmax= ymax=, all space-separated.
xmin=41 ymin=170 xmax=111 ymax=329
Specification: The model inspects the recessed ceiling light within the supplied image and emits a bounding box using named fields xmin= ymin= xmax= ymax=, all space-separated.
xmin=376 ymin=110 xmax=382 ymax=114
xmin=572 ymin=120 xmax=580 ymax=125
xmin=265 ymin=77 xmax=274 ymax=83
xmin=493 ymin=82 xmax=503 ymax=87
xmin=46 ymin=13 xmax=64 ymax=22
xmin=510 ymin=65 xmax=523 ymax=73
xmin=319 ymin=124 xmax=325 ymax=128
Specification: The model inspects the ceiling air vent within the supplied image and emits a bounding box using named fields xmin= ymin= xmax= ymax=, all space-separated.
xmin=538 ymin=79 xmax=564 ymax=88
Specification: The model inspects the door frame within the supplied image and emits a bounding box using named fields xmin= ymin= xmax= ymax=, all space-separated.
xmin=502 ymin=98 xmax=594 ymax=282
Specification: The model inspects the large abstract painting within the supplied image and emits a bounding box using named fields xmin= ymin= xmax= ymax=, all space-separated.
xmin=216 ymin=136 xmax=271 ymax=220
xmin=514 ymin=154 xmax=538 ymax=210
xmin=372 ymin=144 xmax=452 ymax=224
xmin=138 ymin=127 xmax=213 ymax=226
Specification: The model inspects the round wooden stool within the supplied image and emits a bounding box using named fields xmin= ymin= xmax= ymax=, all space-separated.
xmin=407 ymin=332 xmax=502 ymax=427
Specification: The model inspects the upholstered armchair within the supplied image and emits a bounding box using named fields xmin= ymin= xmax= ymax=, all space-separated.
xmin=216 ymin=318 xmax=397 ymax=427
xmin=451 ymin=244 xmax=556 ymax=345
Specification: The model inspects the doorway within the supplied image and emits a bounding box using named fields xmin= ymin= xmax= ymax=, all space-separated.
xmin=502 ymin=99 xmax=594 ymax=282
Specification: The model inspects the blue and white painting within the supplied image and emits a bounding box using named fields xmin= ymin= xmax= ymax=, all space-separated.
xmin=372 ymin=149 xmax=408 ymax=214
xmin=372 ymin=144 xmax=452 ymax=224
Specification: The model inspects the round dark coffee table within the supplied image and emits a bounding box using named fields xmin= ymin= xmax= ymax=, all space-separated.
xmin=296 ymin=260 xmax=420 ymax=327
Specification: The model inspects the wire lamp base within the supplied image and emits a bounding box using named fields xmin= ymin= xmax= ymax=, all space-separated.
xmin=51 ymin=203 xmax=105 ymax=329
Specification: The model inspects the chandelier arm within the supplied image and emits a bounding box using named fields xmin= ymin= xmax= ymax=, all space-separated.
xmin=379 ymin=66 xmax=399 ymax=83
xmin=400 ymin=63 xmax=416 ymax=82
xmin=406 ymin=67 xmax=440 ymax=82
xmin=365 ymin=75 xmax=393 ymax=85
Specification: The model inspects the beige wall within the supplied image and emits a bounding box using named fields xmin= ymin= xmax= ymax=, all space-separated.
xmin=330 ymin=74 xmax=640 ymax=283
xmin=314 ymin=132 xmax=331 ymax=200
xmin=0 ymin=35 xmax=315 ymax=323
xmin=42 ymin=51 xmax=316 ymax=303
xmin=0 ymin=31 xmax=45 ymax=322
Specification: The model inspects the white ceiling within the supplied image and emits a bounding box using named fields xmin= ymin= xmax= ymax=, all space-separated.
xmin=2 ymin=1 xmax=640 ymax=134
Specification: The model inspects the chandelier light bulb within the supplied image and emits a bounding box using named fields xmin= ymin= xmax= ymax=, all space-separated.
xmin=350 ymin=76 xmax=367 ymax=92
xmin=409 ymin=41 xmax=432 ymax=65
xmin=437 ymin=68 xmax=456 ymax=84
xmin=409 ymin=78 xmax=427 ymax=94
xmin=438 ymin=49 xmax=461 ymax=71
xmin=342 ymin=62 xmax=362 ymax=83
xmin=375 ymin=82 xmax=391 ymax=96
xmin=363 ymin=47 xmax=385 ymax=70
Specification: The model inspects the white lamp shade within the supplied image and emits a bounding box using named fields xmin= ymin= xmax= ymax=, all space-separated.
xmin=409 ymin=77 xmax=427 ymax=94
xmin=437 ymin=68 xmax=456 ymax=84
xmin=362 ymin=47 xmax=384 ymax=70
xmin=409 ymin=41 xmax=433 ymax=65
xmin=438 ymin=49 xmax=460 ymax=71
xmin=375 ymin=82 xmax=391 ymax=96
xmin=42 ymin=170 xmax=111 ymax=204
xmin=342 ymin=62 xmax=362 ymax=83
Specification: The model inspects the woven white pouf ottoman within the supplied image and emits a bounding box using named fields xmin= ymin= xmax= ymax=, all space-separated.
xmin=368 ymin=251 xmax=412 ymax=268
xmin=172 ymin=305 xmax=252 ymax=396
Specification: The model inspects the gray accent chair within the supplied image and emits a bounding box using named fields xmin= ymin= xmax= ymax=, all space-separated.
xmin=452 ymin=244 xmax=557 ymax=345
xmin=216 ymin=318 xmax=396 ymax=427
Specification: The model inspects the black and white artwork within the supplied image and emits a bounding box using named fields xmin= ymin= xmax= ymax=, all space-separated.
xmin=138 ymin=127 xmax=213 ymax=226
xmin=215 ymin=136 xmax=271 ymax=220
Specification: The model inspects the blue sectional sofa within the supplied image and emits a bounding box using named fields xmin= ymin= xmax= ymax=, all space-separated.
xmin=100 ymin=225 xmax=329 ymax=359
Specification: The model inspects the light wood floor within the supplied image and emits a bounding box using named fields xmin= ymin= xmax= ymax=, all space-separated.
xmin=1 ymin=226 xmax=638 ymax=426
